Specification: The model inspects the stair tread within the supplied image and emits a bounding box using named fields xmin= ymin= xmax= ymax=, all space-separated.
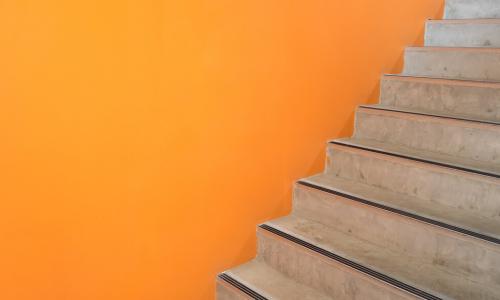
xmin=267 ymin=214 xmax=499 ymax=299
xmin=302 ymin=173 xmax=500 ymax=241
xmin=362 ymin=103 xmax=500 ymax=125
xmin=225 ymin=259 xmax=333 ymax=300
xmin=326 ymin=142 xmax=500 ymax=234
xmin=335 ymin=134 xmax=500 ymax=176
xmin=216 ymin=277 xmax=252 ymax=300
xmin=354 ymin=106 xmax=500 ymax=167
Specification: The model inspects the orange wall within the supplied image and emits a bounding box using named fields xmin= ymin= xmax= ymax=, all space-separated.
xmin=0 ymin=1 xmax=443 ymax=299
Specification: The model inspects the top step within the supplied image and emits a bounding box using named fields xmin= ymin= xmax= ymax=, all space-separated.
xmin=445 ymin=0 xmax=500 ymax=19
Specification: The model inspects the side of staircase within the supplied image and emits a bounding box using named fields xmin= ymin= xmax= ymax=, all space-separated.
xmin=217 ymin=1 xmax=500 ymax=299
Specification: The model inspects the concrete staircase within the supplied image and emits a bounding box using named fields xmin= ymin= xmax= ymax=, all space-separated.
xmin=217 ymin=1 xmax=500 ymax=299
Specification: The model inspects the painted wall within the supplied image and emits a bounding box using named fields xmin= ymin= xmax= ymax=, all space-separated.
xmin=0 ymin=1 xmax=443 ymax=299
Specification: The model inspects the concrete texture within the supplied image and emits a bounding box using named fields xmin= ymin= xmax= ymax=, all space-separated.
xmin=302 ymin=173 xmax=500 ymax=242
xmin=336 ymin=134 xmax=500 ymax=177
xmin=353 ymin=107 xmax=500 ymax=167
xmin=364 ymin=103 xmax=500 ymax=125
xmin=226 ymin=260 xmax=335 ymax=300
xmin=380 ymin=75 xmax=500 ymax=123
xmin=268 ymin=212 xmax=500 ymax=300
xmin=326 ymin=143 xmax=500 ymax=222
xmin=403 ymin=47 xmax=500 ymax=82
xmin=256 ymin=229 xmax=418 ymax=300
xmin=425 ymin=19 xmax=500 ymax=47
xmin=216 ymin=280 xmax=251 ymax=300
xmin=445 ymin=0 xmax=500 ymax=19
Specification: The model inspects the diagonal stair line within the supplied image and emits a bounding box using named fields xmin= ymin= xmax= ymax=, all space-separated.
xmin=297 ymin=180 xmax=500 ymax=245
xmin=329 ymin=140 xmax=500 ymax=178
xmin=218 ymin=273 xmax=268 ymax=300
xmin=358 ymin=104 xmax=500 ymax=126
xmin=259 ymin=224 xmax=443 ymax=300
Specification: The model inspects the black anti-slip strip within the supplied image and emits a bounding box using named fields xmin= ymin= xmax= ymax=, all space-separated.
xmin=360 ymin=104 xmax=500 ymax=126
xmin=260 ymin=224 xmax=442 ymax=300
xmin=218 ymin=273 xmax=268 ymax=300
xmin=297 ymin=180 xmax=500 ymax=245
xmin=330 ymin=140 xmax=500 ymax=179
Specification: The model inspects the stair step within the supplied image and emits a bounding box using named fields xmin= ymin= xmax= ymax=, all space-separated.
xmin=219 ymin=260 xmax=334 ymax=300
xmin=444 ymin=0 xmax=500 ymax=19
xmin=300 ymin=173 xmax=500 ymax=245
xmin=273 ymin=181 xmax=500 ymax=299
xmin=333 ymin=136 xmax=499 ymax=178
xmin=425 ymin=19 xmax=500 ymax=47
xmin=353 ymin=106 xmax=500 ymax=169
xmin=380 ymin=75 xmax=500 ymax=124
xmin=402 ymin=47 xmax=500 ymax=82
xmin=256 ymin=226 xmax=423 ymax=299
xmin=326 ymin=143 xmax=500 ymax=233
xmin=362 ymin=103 xmax=500 ymax=125
xmin=217 ymin=274 xmax=261 ymax=300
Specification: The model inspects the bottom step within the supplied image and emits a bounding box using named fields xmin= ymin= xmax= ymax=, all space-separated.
xmin=218 ymin=260 xmax=334 ymax=300
xmin=219 ymin=226 xmax=424 ymax=299
xmin=217 ymin=276 xmax=254 ymax=300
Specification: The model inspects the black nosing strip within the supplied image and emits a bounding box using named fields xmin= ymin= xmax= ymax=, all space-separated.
xmin=330 ymin=140 xmax=500 ymax=179
xmin=297 ymin=180 xmax=500 ymax=245
xmin=218 ymin=273 xmax=268 ymax=300
xmin=260 ymin=224 xmax=441 ymax=300
xmin=360 ymin=105 xmax=500 ymax=126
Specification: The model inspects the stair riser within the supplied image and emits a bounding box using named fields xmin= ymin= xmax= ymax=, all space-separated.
xmin=325 ymin=144 xmax=500 ymax=220
xmin=380 ymin=77 xmax=500 ymax=122
xmin=403 ymin=48 xmax=500 ymax=82
xmin=353 ymin=108 xmax=500 ymax=164
xmin=216 ymin=281 xmax=252 ymax=300
xmin=293 ymin=184 xmax=500 ymax=298
xmin=256 ymin=229 xmax=417 ymax=300
xmin=425 ymin=22 xmax=500 ymax=48
xmin=444 ymin=0 xmax=500 ymax=19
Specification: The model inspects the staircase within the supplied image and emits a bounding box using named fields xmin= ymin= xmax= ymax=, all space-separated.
xmin=217 ymin=1 xmax=500 ymax=299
